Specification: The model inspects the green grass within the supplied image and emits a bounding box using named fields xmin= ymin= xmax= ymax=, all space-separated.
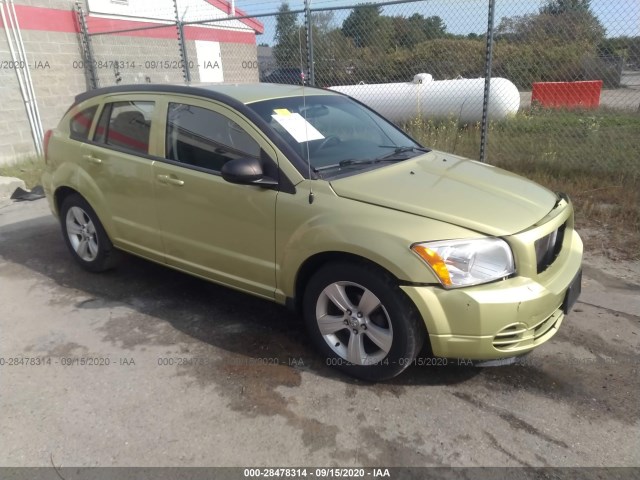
xmin=403 ymin=108 xmax=640 ymax=260
xmin=488 ymin=107 xmax=640 ymax=176
xmin=403 ymin=107 xmax=640 ymax=176
xmin=0 ymin=155 xmax=45 ymax=189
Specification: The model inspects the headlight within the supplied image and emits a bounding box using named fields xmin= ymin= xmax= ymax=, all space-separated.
xmin=411 ymin=238 xmax=515 ymax=288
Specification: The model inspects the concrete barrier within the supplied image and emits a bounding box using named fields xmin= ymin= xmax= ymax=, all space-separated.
xmin=0 ymin=176 xmax=26 ymax=208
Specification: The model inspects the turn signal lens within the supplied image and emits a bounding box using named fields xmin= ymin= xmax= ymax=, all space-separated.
xmin=411 ymin=245 xmax=452 ymax=286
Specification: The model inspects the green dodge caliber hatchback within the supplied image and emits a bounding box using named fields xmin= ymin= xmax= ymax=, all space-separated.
xmin=42 ymin=83 xmax=583 ymax=380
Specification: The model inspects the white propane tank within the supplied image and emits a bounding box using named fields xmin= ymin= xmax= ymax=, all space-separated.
xmin=329 ymin=74 xmax=520 ymax=123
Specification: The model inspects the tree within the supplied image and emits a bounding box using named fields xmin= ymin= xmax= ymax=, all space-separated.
xmin=273 ymin=2 xmax=301 ymax=67
xmin=538 ymin=0 xmax=605 ymax=43
xmin=342 ymin=4 xmax=392 ymax=50
xmin=540 ymin=0 xmax=593 ymax=15
xmin=313 ymin=27 xmax=359 ymax=86
xmin=420 ymin=15 xmax=447 ymax=40
xmin=495 ymin=0 xmax=605 ymax=46
xmin=310 ymin=11 xmax=348 ymax=85
xmin=391 ymin=14 xmax=447 ymax=49
xmin=275 ymin=2 xmax=296 ymax=44
xmin=392 ymin=16 xmax=424 ymax=49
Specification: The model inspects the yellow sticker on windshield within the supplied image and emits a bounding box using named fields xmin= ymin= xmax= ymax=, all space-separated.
xmin=274 ymin=108 xmax=291 ymax=116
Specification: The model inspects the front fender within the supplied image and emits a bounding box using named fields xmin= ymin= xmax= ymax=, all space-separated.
xmin=275 ymin=181 xmax=479 ymax=300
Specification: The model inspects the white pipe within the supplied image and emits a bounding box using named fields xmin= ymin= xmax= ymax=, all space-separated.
xmin=330 ymin=74 xmax=520 ymax=123
xmin=230 ymin=0 xmax=235 ymax=16
xmin=9 ymin=0 xmax=44 ymax=151
xmin=0 ymin=1 xmax=42 ymax=157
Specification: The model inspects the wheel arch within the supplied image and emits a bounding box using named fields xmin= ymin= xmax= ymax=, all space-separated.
xmin=291 ymin=251 xmax=402 ymax=314
xmin=53 ymin=186 xmax=81 ymax=216
xmin=53 ymin=182 xmax=114 ymax=240
xmin=298 ymin=251 xmax=429 ymax=380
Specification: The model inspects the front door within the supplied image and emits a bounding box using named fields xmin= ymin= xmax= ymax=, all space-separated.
xmin=152 ymin=98 xmax=279 ymax=299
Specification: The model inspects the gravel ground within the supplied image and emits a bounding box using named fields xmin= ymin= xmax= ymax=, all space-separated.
xmin=0 ymin=199 xmax=638 ymax=469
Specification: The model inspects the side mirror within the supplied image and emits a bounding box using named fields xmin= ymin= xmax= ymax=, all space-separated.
xmin=221 ymin=157 xmax=278 ymax=187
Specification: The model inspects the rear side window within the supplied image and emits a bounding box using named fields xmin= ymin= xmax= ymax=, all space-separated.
xmin=93 ymin=101 xmax=155 ymax=154
xmin=69 ymin=106 xmax=98 ymax=140
xmin=166 ymin=103 xmax=260 ymax=172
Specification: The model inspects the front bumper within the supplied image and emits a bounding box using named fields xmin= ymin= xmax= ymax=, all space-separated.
xmin=401 ymin=229 xmax=583 ymax=360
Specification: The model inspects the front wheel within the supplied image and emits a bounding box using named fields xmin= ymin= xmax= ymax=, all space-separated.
xmin=303 ymin=262 xmax=426 ymax=381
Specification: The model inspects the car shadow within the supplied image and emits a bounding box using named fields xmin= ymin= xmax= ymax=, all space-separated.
xmin=0 ymin=211 xmax=479 ymax=387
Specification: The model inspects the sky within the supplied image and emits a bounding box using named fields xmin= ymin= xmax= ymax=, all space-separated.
xmin=229 ymin=0 xmax=640 ymax=45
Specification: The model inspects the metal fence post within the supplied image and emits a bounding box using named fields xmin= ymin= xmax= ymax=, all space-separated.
xmin=479 ymin=0 xmax=496 ymax=163
xmin=75 ymin=1 xmax=97 ymax=89
xmin=304 ymin=0 xmax=315 ymax=86
xmin=173 ymin=0 xmax=191 ymax=83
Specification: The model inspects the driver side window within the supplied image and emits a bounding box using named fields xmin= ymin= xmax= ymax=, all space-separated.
xmin=166 ymin=103 xmax=260 ymax=172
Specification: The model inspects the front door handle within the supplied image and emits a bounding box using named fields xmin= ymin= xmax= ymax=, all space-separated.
xmin=82 ymin=154 xmax=102 ymax=165
xmin=157 ymin=174 xmax=185 ymax=186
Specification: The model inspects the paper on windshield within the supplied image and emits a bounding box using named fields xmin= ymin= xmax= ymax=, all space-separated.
xmin=271 ymin=112 xmax=324 ymax=143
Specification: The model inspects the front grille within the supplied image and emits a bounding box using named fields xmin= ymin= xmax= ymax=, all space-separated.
xmin=534 ymin=222 xmax=566 ymax=273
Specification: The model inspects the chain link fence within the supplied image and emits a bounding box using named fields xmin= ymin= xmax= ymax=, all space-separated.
xmin=78 ymin=0 xmax=640 ymax=174
xmin=484 ymin=0 xmax=640 ymax=176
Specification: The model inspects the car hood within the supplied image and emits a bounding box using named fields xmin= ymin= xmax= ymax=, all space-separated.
xmin=329 ymin=152 xmax=558 ymax=236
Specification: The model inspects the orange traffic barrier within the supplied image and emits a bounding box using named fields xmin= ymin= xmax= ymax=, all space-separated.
xmin=531 ymin=80 xmax=603 ymax=108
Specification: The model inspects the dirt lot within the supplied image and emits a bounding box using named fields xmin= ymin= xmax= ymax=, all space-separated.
xmin=0 ymin=199 xmax=638 ymax=468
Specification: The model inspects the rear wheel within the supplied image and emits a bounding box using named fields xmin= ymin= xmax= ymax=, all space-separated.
xmin=303 ymin=262 xmax=425 ymax=381
xmin=60 ymin=194 xmax=120 ymax=272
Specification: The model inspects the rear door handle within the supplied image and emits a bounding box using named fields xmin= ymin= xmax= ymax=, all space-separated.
xmin=157 ymin=174 xmax=184 ymax=186
xmin=82 ymin=154 xmax=102 ymax=165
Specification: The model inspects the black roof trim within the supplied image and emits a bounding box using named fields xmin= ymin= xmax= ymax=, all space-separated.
xmin=72 ymin=84 xmax=316 ymax=180
xmin=73 ymin=84 xmax=230 ymax=105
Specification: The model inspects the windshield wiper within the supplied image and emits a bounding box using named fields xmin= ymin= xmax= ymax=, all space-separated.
xmin=314 ymin=157 xmax=403 ymax=172
xmin=376 ymin=146 xmax=431 ymax=160
xmin=313 ymin=147 xmax=430 ymax=173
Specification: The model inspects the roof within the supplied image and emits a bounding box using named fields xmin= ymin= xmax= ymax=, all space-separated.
xmin=196 ymin=83 xmax=338 ymax=104
xmin=73 ymin=83 xmax=339 ymax=106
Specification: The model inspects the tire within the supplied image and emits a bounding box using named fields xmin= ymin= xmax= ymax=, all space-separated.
xmin=303 ymin=261 xmax=426 ymax=381
xmin=60 ymin=193 xmax=120 ymax=272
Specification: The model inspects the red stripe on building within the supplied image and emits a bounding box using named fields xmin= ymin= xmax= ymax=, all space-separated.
xmin=88 ymin=16 xmax=256 ymax=44
xmin=4 ymin=5 xmax=259 ymax=44
xmin=6 ymin=5 xmax=78 ymax=32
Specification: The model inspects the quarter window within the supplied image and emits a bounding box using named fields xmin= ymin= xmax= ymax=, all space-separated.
xmin=93 ymin=101 xmax=155 ymax=154
xmin=166 ymin=103 xmax=260 ymax=172
xmin=70 ymin=105 xmax=98 ymax=140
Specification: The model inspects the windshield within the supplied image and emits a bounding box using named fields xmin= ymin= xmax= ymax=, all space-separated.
xmin=247 ymin=95 xmax=426 ymax=175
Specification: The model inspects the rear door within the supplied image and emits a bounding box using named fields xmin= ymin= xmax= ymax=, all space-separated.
xmin=152 ymin=97 xmax=279 ymax=299
xmin=82 ymin=95 xmax=164 ymax=261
